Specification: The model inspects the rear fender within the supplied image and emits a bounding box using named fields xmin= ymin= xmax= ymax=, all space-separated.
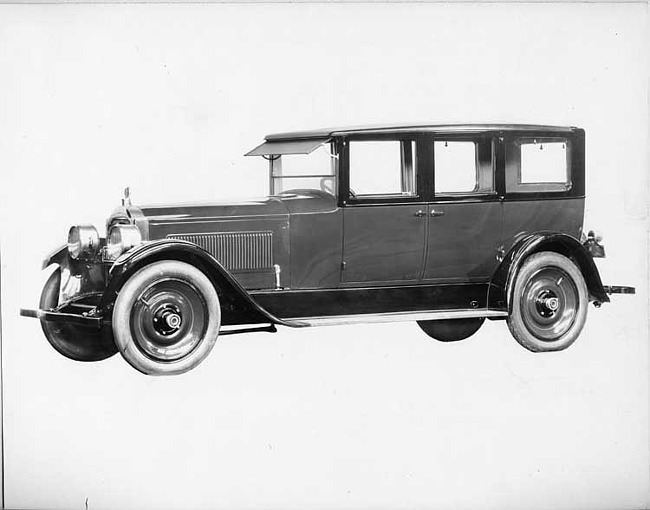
xmin=98 ymin=240 xmax=294 ymax=327
xmin=488 ymin=232 xmax=609 ymax=313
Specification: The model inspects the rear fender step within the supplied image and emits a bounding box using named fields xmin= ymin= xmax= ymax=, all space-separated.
xmin=603 ymin=285 xmax=636 ymax=295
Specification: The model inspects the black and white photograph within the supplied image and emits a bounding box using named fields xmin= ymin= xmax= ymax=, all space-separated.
xmin=0 ymin=2 xmax=648 ymax=509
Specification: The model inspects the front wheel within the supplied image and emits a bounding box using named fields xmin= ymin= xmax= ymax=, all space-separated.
xmin=112 ymin=261 xmax=221 ymax=375
xmin=507 ymin=252 xmax=588 ymax=352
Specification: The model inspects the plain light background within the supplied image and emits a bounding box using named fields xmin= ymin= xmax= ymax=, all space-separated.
xmin=0 ymin=3 xmax=648 ymax=509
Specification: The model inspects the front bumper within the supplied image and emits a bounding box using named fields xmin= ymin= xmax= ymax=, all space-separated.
xmin=20 ymin=306 xmax=103 ymax=328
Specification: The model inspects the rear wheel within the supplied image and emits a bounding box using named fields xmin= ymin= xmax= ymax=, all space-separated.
xmin=417 ymin=318 xmax=485 ymax=342
xmin=39 ymin=270 xmax=117 ymax=362
xmin=507 ymin=251 xmax=588 ymax=352
xmin=112 ymin=260 xmax=221 ymax=375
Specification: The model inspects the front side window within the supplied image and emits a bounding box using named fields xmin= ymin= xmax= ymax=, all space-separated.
xmin=269 ymin=143 xmax=337 ymax=195
xmin=348 ymin=140 xmax=417 ymax=198
xmin=506 ymin=137 xmax=571 ymax=192
xmin=434 ymin=139 xmax=494 ymax=195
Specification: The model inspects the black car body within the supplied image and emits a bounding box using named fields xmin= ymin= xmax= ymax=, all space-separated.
xmin=21 ymin=124 xmax=635 ymax=375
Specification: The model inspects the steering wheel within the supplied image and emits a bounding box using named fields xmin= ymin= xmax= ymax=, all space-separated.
xmin=319 ymin=177 xmax=335 ymax=195
xmin=317 ymin=177 xmax=357 ymax=198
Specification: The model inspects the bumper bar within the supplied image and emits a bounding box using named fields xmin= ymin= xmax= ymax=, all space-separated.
xmin=20 ymin=308 xmax=103 ymax=328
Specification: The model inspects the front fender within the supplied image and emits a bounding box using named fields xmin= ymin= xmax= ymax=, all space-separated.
xmin=40 ymin=244 xmax=106 ymax=304
xmin=488 ymin=232 xmax=609 ymax=313
xmin=98 ymin=239 xmax=296 ymax=327
xmin=42 ymin=244 xmax=68 ymax=270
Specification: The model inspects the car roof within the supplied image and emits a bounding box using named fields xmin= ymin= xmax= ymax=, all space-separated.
xmin=265 ymin=123 xmax=580 ymax=141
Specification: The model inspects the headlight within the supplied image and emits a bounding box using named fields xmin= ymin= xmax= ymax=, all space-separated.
xmin=67 ymin=225 xmax=100 ymax=259
xmin=106 ymin=224 xmax=142 ymax=260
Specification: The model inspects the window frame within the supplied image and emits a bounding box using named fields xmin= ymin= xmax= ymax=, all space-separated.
xmin=340 ymin=134 xmax=426 ymax=207
xmin=505 ymin=135 xmax=573 ymax=195
xmin=429 ymin=134 xmax=498 ymax=202
xmin=268 ymin=141 xmax=339 ymax=196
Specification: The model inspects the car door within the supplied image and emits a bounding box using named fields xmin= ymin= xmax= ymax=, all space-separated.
xmin=423 ymin=135 xmax=503 ymax=283
xmin=341 ymin=136 xmax=427 ymax=284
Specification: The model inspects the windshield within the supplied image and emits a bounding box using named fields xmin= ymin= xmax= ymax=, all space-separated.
xmin=268 ymin=143 xmax=338 ymax=196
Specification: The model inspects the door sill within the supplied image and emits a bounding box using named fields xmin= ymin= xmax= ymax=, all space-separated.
xmin=286 ymin=309 xmax=508 ymax=327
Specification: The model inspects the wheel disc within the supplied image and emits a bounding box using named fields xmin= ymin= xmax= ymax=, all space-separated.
xmin=520 ymin=266 xmax=579 ymax=342
xmin=131 ymin=278 xmax=208 ymax=362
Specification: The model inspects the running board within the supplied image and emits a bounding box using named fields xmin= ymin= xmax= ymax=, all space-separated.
xmin=285 ymin=309 xmax=508 ymax=328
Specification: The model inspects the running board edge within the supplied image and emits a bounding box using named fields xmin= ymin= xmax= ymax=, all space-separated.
xmin=283 ymin=309 xmax=508 ymax=328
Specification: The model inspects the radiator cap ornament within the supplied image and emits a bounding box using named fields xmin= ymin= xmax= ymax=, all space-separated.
xmin=122 ymin=187 xmax=131 ymax=206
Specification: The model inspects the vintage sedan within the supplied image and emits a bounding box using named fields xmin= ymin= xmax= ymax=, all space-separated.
xmin=21 ymin=123 xmax=634 ymax=375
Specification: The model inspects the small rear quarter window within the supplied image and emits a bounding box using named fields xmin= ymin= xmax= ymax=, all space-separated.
xmin=506 ymin=137 xmax=571 ymax=193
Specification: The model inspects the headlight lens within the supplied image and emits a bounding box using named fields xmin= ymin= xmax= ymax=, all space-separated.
xmin=106 ymin=224 xmax=142 ymax=260
xmin=67 ymin=225 xmax=100 ymax=259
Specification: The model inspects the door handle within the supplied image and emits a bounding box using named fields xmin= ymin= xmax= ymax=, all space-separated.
xmin=414 ymin=210 xmax=426 ymax=218
xmin=430 ymin=209 xmax=445 ymax=217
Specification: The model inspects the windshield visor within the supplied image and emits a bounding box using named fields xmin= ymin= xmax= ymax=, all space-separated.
xmin=245 ymin=138 xmax=330 ymax=156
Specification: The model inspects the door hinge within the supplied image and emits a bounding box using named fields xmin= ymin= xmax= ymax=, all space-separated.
xmin=341 ymin=261 xmax=347 ymax=271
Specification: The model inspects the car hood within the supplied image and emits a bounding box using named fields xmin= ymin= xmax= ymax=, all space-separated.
xmin=106 ymin=196 xmax=288 ymax=240
xmin=136 ymin=196 xmax=289 ymax=223
xmin=106 ymin=191 xmax=338 ymax=290
xmin=108 ymin=191 xmax=337 ymax=242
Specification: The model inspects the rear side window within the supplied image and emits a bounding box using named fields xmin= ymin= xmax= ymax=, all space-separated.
xmin=506 ymin=137 xmax=571 ymax=192
xmin=433 ymin=139 xmax=494 ymax=196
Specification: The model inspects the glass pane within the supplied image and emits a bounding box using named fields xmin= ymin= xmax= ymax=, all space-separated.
xmin=435 ymin=141 xmax=478 ymax=193
xmin=349 ymin=141 xmax=415 ymax=196
xmin=520 ymin=141 xmax=567 ymax=183
xmin=275 ymin=144 xmax=336 ymax=177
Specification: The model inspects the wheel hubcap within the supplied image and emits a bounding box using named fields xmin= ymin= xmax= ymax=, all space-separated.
xmin=152 ymin=304 xmax=183 ymax=335
xmin=521 ymin=267 xmax=579 ymax=342
xmin=535 ymin=290 xmax=560 ymax=317
xmin=131 ymin=278 xmax=208 ymax=361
